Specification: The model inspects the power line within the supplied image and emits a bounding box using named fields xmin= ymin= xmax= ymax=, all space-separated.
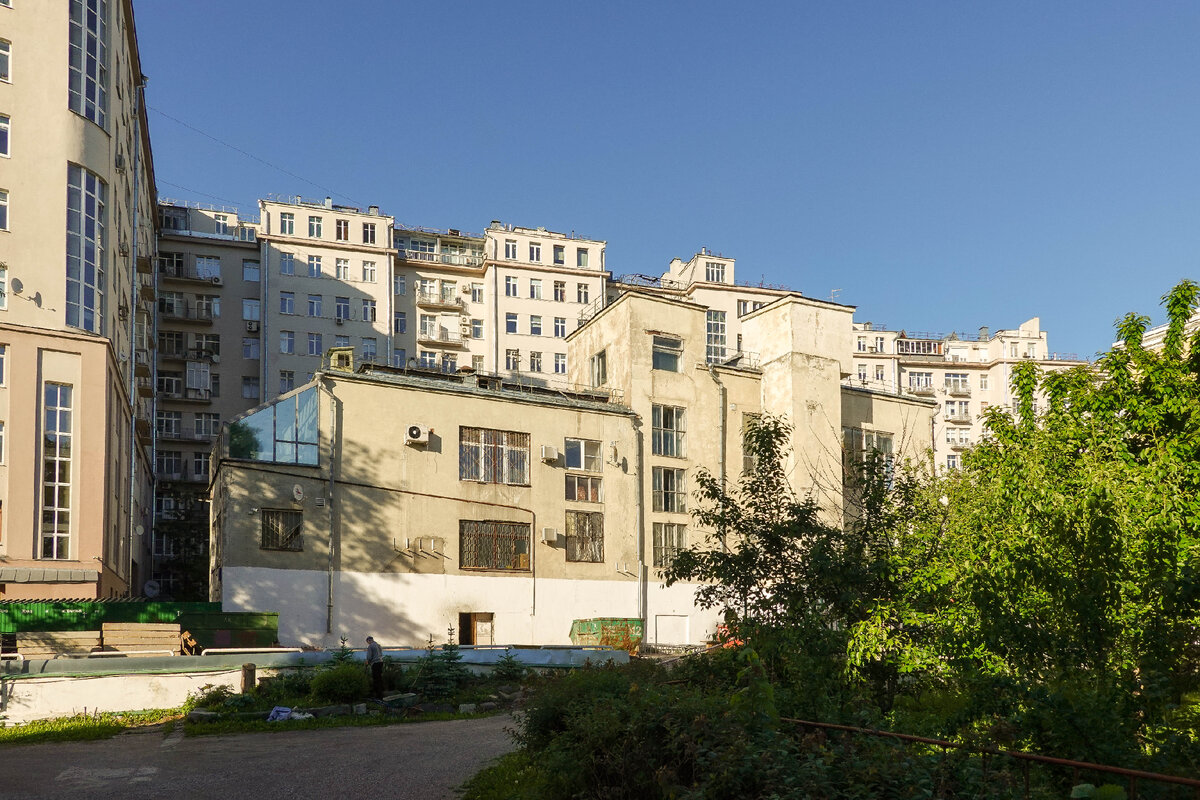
xmin=147 ymin=105 xmax=362 ymax=206
xmin=154 ymin=179 xmax=244 ymax=209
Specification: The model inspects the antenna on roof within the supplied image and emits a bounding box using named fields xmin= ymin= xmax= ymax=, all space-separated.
xmin=830 ymin=288 xmax=842 ymax=301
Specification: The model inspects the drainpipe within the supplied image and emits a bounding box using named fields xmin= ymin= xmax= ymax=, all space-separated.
xmin=320 ymin=378 xmax=339 ymax=635
xmin=706 ymin=364 xmax=728 ymax=548
xmin=491 ymin=258 xmax=500 ymax=371
xmin=127 ymin=77 xmax=146 ymax=595
xmin=259 ymin=203 xmax=269 ymax=397
xmin=635 ymin=420 xmax=648 ymax=630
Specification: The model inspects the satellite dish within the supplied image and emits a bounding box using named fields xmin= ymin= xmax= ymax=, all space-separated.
xmin=143 ymin=580 xmax=161 ymax=598
xmin=10 ymin=278 xmax=22 ymax=294
xmin=292 ymin=484 xmax=305 ymax=502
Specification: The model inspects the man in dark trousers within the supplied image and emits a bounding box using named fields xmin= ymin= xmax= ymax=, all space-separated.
xmin=365 ymin=636 xmax=384 ymax=699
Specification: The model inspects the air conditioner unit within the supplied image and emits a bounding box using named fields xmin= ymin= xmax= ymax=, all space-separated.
xmin=211 ymin=354 xmax=221 ymax=364
xmin=541 ymin=527 xmax=558 ymax=544
xmin=115 ymin=153 xmax=126 ymax=172
xmin=246 ymin=321 xmax=260 ymax=333
xmin=541 ymin=445 xmax=559 ymax=462
xmin=211 ymin=276 xmax=223 ymax=286
xmin=405 ymin=424 xmax=430 ymax=446
xmin=335 ymin=317 xmax=344 ymax=325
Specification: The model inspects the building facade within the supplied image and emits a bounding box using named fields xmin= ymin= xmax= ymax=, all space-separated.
xmin=0 ymin=0 xmax=157 ymax=599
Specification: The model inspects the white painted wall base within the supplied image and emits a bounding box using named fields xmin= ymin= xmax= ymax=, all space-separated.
xmin=222 ymin=567 xmax=724 ymax=649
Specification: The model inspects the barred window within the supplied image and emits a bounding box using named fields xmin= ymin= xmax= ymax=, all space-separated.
xmin=565 ymin=511 xmax=604 ymax=563
xmin=261 ymin=509 xmax=303 ymax=551
xmin=565 ymin=474 xmax=603 ymax=503
xmin=652 ymin=405 xmax=686 ymax=457
xmin=460 ymin=520 xmax=530 ymax=570
xmin=653 ymin=522 xmax=686 ymax=567
xmin=459 ymin=427 xmax=530 ymax=485
xmin=652 ymin=467 xmax=686 ymax=513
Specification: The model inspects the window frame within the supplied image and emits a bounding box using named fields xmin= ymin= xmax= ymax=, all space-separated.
xmin=261 ymin=509 xmax=304 ymax=551
xmin=458 ymin=426 xmax=531 ymax=486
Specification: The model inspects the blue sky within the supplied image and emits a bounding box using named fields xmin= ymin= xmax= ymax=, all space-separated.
xmin=134 ymin=1 xmax=1200 ymax=358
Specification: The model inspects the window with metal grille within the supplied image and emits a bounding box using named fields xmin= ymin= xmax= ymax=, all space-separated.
xmin=565 ymin=511 xmax=603 ymax=562
xmin=653 ymin=522 xmax=686 ymax=567
xmin=652 ymin=405 xmax=686 ymax=457
xmin=459 ymin=520 xmax=529 ymax=570
xmin=459 ymin=427 xmax=530 ymax=485
xmin=261 ymin=509 xmax=303 ymax=551
xmin=652 ymin=467 xmax=686 ymax=513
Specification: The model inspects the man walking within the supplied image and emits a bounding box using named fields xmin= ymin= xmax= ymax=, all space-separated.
xmin=365 ymin=636 xmax=384 ymax=699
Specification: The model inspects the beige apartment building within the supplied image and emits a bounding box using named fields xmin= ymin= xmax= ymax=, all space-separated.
xmin=848 ymin=318 xmax=1088 ymax=469
xmin=0 ymin=0 xmax=157 ymax=598
xmin=211 ymin=289 xmax=935 ymax=647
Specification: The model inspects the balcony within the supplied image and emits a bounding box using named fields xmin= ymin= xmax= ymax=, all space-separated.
xmin=399 ymin=249 xmax=484 ymax=268
xmin=945 ymin=412 xmax=972 ymax=424
xmin=415 ymin=289 xmax=466 ymax=311
xmin=158 ymin=387 xmax=213 ymax=404
xmin=906 ymin=384 xmax=936 ymax=396
xmin=416 ymin=327 xmax=465 ymax=347
xmin=137 ymin=377 xmax=154 ymax=398
xmin=949 ymin=440 xmax=972 ymax=451
xmin=134 ymin=348 xmax=152 ymax=378
xmin=945 ymin=382 xmax=971 ymax=397
xmin=160 ymin=304 xmax=217 ymax=324
xmin=159 ymin=347 xmax=220 ymax=364
xmin=159 ymin=261 xmax=225 ymax=286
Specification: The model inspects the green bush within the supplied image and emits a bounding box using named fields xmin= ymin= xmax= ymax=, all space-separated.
xmin=256 ymin=670 xmax=313 ymax=704
xmin=309 ymin=664 xmax=370 ymax=704
xmin=182 ymin=684 xmax=235 ymax=712
xmin=491 ymin=648 xmax=527 ymax=684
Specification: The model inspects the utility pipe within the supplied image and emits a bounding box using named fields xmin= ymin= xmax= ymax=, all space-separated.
xmin=706 ymin=364 xmax=728 ymax=548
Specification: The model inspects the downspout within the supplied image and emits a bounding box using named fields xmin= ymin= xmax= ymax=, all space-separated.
xmin=706 ymin=364 xmax=728 ymax=549
xmin=320 ymin=376 xmax=339 ymax=635
xmin=635 ymin=419 xmax=647 ymax=630
xmin=258 ymin=208 xmax=269 ymax=399
xmin=127 ymin=78 xmax=146 ymax=595
xmin=491 ymin=254 xmax=500 ymax=371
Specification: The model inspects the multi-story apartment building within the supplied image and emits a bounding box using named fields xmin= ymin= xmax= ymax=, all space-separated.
xmin=210 ymin=290 xmax=936 ymax=647
xmin=153 ymin=200 xmax=259 ymax=597
xmin=848 ymin=318 xmax=1087 ymax=469
xmin=0 ymin=0 xmax=157 ymax=598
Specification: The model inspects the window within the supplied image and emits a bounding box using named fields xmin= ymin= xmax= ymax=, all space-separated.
xmin=308 ymin=216 xmax=322 ymax=237
xmin=459 ymin=427 xmax=530 ymax=485
xmin=440 ymin=353 xmax=457 ymax=373
xmin=529 ymin=278 xmax=542 ymax=299
xmin=307 ymin=333 xmax=323 ymax=356
xmin=459 ymin=520 xmax=529 ymax=571
xmin=307 ymin=255 xmax=321 ymax=277
xmin=242 ymin=299 xmax=260 ymax=321
xmin=156 ymin=450 xmax=182 ymax=479
xmin=590 ymin=350 xmax=606 ymax=386
xmin=551 ymin=244 xmax=565 ymax=265
xmin=335 ymin=219 xmax=348 ymax=241
xmin=68 ymin=1 xmax=107 ymax=125
xmin=471 ymin=318 xmax=484 ymax=339
xmin=334 ymin=296 xmax=350 ymax=320
xmin=945 ymin=373 xmax=970 ymax=392
xmin=530 ymin=316 xmax=542 ymax=336
xmin=279 ymin=370 xmax=295 ymax=393
xmin=505 ymin=276 xmax=518 ymax=297
xmin=473 ymin=355 xmax=485 ymax=372
xmin=706 ymin=311 xmax=727 ymax=363
xmin=653 ymin=523 xmax=686 ymax=567
xmin=857 ymin=365 xmax=867 ymax=382
xmin=280 ymin=252 xmax=294 ymax=275
xmin=66 ymin=165 xmax=106 ymax=332
xmin=577 ymin=284 xmax=589 ymax=304
xmin=0 ymin=114 xmax=8 ymax=156
xmin=280 ymin=213 xmax=294 ymax=235
xmin=652 ymin=467 xmax=687 ymax=513
xmin=363 ymin=223 xmax=376 ymax=244
xmin=362 ymin=337 xmax=377 ymax=360
xmin=193 ymin=451 xmax=211 ymax=480
xmin=908 ymin=371 xmax=933 ymax=389
xmin=0 ymin=188 xmax=6 ymax=230
xmin=419 ymin=350 xmax=437 ymax=367
xmin=505 ymin=349 xmax=521 ymax=370
xmin=576 ymin=249 xmax=589 ymax=268
xmin=243 ymin=260 xmax=260 ymax=282
xmin=876 ymin=365 xmax=886 ymax=382
xmin=156 ymin=410 xmax=181 ymax=438
xmin=335 ymin=258 xmax=350 ymax=279
xmin=504 ymin=239 xmax=517 ymax=260
xmin=394 ymin=311 xmax=407 ymax=334
xmin=0 ymin=344 xmax=4 ymax=382
xmin=307 ymin=294 xmax=322 ymax=317
xmin=875 ymin=336 xmax=885 ymax=352
xmin=261 ymin=509 xmax=303 ymax=551
xmin=553 ymin=317 xmax=567 ymax=338
xmin=334 ymin=335 xmax=350 ymax=348
xmin=242 ymin=337 xmax=260 ymax=359
xmin=705 ymin=261 xmax=725 ymax=282
xmin=980 ymin=374 xmax=990 ymax=390
xmin=505 ymin=313 xmax=518 ymax=333
xmin=195 ymin=412 xmax=220 ymax=439
xmin=652 ymin=336 xmax=682 ymax=372
xmin=565 ymin=511 xmax=604 ymax=562
xmin=195 ymin=256 xmax=221 ymax=280
xmin=529 ymin=242 xmax=541 ymax=262
xmin=898 ymin=339 xmax=943 ymax=356
xmin=362 ymin=261 xmax=376 ymax=282
xmin=554 ymin=353 xmax=566 ymax=374
xmin=553 ymin=281 xmax=566 ymax=302
xmin=362 ymin=299 xmax=376 ymax=322
xmin=471 ymin=283 xmax=484 ymax=303
xmin=276 ymin=291 xmax=295 ymax=316
xmin=565 ymin=438 xmax=601 ymax=471
xmin=213 ymin=214 xmax=229 ymax=236
xmin=653 ymin=405 xmax=687 ymax=457
xmin=946 ymin=454 xmax=959 ymax=470
xmin=242 ymin=376 xmax=260 ymax=399
xmin=392 ymin=349 xmax=406 ymax=367
xmin=529 ymin=351 xmax=543 ymax=372
xmin=419 ymin=314 xmax=436 ymax=337
xmin=280 ymin=330 xmax=295 ymax=354
xmin=0 ymin=39 xmax=9 ymax=83
xmin=228 ymin=386 xmax=320 ymax=465
xmin=158 ymin=290 xmax=184 ymax=316
xmin=394 ymin=274 xmax=406 ymax=295
xmin=41 ymin=384 xmax=72 ymax=559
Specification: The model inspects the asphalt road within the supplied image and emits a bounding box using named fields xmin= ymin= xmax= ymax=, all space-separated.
xmin=0 ymin=714 xmax=516 ymax=800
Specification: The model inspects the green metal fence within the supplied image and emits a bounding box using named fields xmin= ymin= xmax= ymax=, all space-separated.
xmin=0 ymin=601 xmax=222 ymax=633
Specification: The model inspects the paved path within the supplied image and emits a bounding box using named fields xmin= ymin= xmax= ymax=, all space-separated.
xmin=0 ymin=715 xmax=515 ymax=800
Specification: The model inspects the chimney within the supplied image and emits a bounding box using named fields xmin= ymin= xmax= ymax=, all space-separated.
xmin=324 ymin=196 xmax=332 ymax=209
xmin=979 ymin=326 xmax=989 ymax=340
xmin=368 ymin=205 xmax=379 ymax=215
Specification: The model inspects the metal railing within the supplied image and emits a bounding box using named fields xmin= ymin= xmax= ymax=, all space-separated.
xmin=161 ymin=304 xmax=216 ymax=322
xmin=415 ymin=289 xmax=467 ymax=309
xmin=784 ymin=717 xmax=1200 ymax=799
xmin=400 ymin=249 xmax=484 ymax=267
xmin=417 ymin=327 xmax=464 ymax=345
